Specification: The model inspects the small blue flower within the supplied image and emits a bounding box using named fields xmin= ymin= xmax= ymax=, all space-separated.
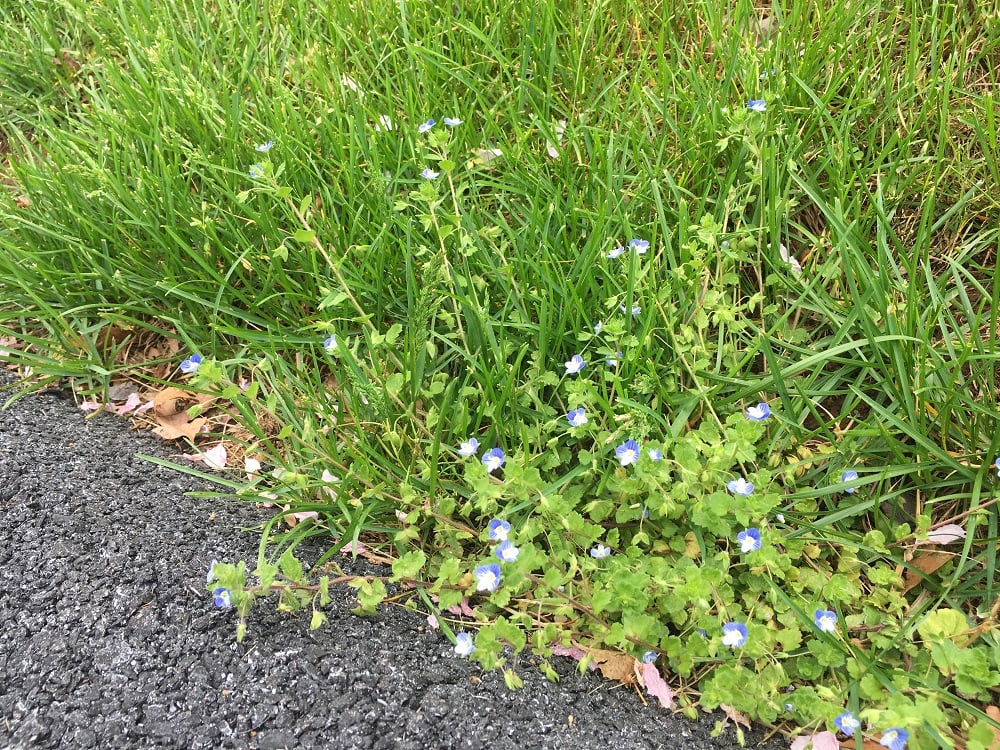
xmin=736 ymin=528 xmax=762 ymax=553
xmin=494 ymin=540 xmax=520 ymax=562
xmin=454 ymin=632 xmax=475 ymax=657
xmin=647 ymin=448 xmax=663 ymax=462
xmin=880 ymin=728 xmax=909 ymax=750
xmin=421 ymin=167 xmax=439 ymax=179
xmin=618 ymin=304 xmax=641 ymax=315
xmin=814 ymin=609 xmax=838 ymax=633
xmin=835 ymin=711 xmax=861 ymax=734
xmin=629 ymin=238 xmax=649 ymax=254
xmin=206 ymin=559 xmax=218 ymax=583
xmin=590 ymin=543 xmax=611 ymax=559
xmin=482 ymin=447 xmax=505 ymax=473
xmin=213 ymin=586 xmax=231 ymax=608
xmin=606 ymin=351 xmax=622 ymax=367
xmin=180 ymin=353 xmax=202 ymax=374
xmin=474 ymin=562 xmax=502 ymax=592
xmin=249 ymin=164 xmax=265 ymax=179
xmin=323 ymin=335 xmax=337 ymax=352
xmin=443 ymin=117 xmax=463 ymax=126
xmin=458 ymin=438 xmax=480 ymax=457
xmin=565 ymin=354 xmax=586 ymax=374
xmin=567 ymin=408 xmax=588 ymax=427
xmin=721 ymin=621 xmax=748 ymax=648
xmin=642 ymin=650 xmax=658 ymax=664
xmin=255 ymin=140 xmax=274 ymax=152
xmin=418 ymin=118 xmax=435 ymax=133
xmin=748 ymin=99 xmax=767 ymax=112
xmin=745 ymin=402 xmax=771 ymax=421
xmin=727 ymin=477 xmax=754 ymax=496
xmin=487 ymin=518 xmax=511 ymax=541
xmin=841 ymin=469 xmax=859 ymax=492
xmin=593 ymin=321 xmax=603 ymax=335
xmin=607 ymin=245 xmax=626 ymax=259
xmin=615 ymin=440 xmax=640 ymax=467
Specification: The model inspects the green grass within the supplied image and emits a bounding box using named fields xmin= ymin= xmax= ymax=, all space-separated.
xmin=2 ymin=0 xmax=1000 ymax=746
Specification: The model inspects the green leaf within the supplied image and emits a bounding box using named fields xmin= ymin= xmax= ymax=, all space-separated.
xmin=310 ymin=609 xmax=327 ymax=630
xmin=391 ymin=549 xmax=427 ymax=581
xmin=292 ymin=228 xmax=316 ymax=244
xmin=278 ymin=549 xmax=304 ymax=582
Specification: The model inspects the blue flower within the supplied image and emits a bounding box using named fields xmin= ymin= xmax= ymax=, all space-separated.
xmin=249 ymin=164 xmax=265 ymax=179
xmin=454 ymin=631 xmax=475 ymax=656
xmin=323 ymin=335 xmax=337 ymax=352
xmin=213 ymin=587 xmax=231 ymax=608
xmin=721 ymin=621 xmax=748 ymax=648
xmin=618 ymin=304 xmax=641 ymax=315
xmin=607 ymin=245 xmax=626 ymax=259
xmin=180 ymin=353 xmax=202 ymax=374
xmin=841 ymin=469 xmax=859 ymax=492
xmin=255 ymin=140 xmax=274 ymax=152
xmin=642 ymin=650 xmax=658 ymax=664
xmin=593 ymin=321 xmax=603 ymax=335
xmin=814 ymin=609 xmax=838 ymax=633
xmin=487 ymin=518 xmax=510 ymax=541
xmin=418 ymin=118 xmax=435 ymax=133
xmin=606 ymin=351 xmax=622 ymax=367
xmin=835 ymin=711 xmax=861 ymax=734
xmin=590 ymin=543 xmax=611 ymax=559
xmin=482 ymin=447 xmax=505 ymax=473
xmin=458 ymin=438 xmax=480 ymax=457
xmin=647 ymin=448 xmax=663 ymax=462
xmin=726 ymin=477 xmax=754 ymax=496
xmin=629 ymin=238 xmax=649 ymax=254
xmin=206 ymin=559 xmax=218 ymax=583
xmin=993 ymin=456 xmax=999 ymax=478
xmin=443 ymin=117 xmax=463 ymax=126
xmin=567 ymin=408 xmax=588 ymax=427
xmin=494 ymin=540 xmax=520 ymax=562
xmin=745 ymin=402 xmax=771 ymax=421
xmin=615 ymin=440 xmax=640 ymax=467
xmin=748 ymin=99 xmax=767 ymax=112
xmin=474 ymin=562 xmax=502 ymax=592
xmin=880 ymin=728 xmax=908 ymax=750
xmin=565 ymin=354 xmax=586 ymax=374
xmin=420 ymin=167 xmax=440 ymax=179
xmin=736 ymin=528 xmax=762 ymax=553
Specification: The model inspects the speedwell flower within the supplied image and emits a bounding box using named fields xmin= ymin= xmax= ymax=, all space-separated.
xmin=323 ymin=335 xmax=337 ymax=352
xmin=255 ymin=140 xmax=274 ymax=152
xmin=841 ymin=469 xmax=859 ymax=492
xmin=420 ymin=168 xmax=439 ymax=179
xmin=443 ymin=117 xmax=463 ymax=126
xmin=880 ymin=728 xmax=909 ymax=750
xmin=180 ymin=353 xmax=202 ymax=374
xmin=736 ymin=528 xmax=762 ymax=553
xmin=567 ymin=408 xmax=588 ymax=427
xmin=642 ymin=651 xmax=658 ymax=664
xmin=615 ymin=440 xmax=640 ymax=467
xmin=618 ymin=304 xmax=641 ymax=315
xmin=454 ymin=632 xmax=475 ymax=657
xmin=607 ymin=245 xmax=626 ymax=259
xmin=487 ymin=518 xmax=510 ymax=541
xmin=474 ymin=562 xmax=502 ymax=592
xmin=748 ymin=99 xmax=767 ymax=112
xmin=458 ymin=438 xmax=480 ymax=457
xmin=727 ymin=477 xmax=754 ymax=496
xmin=494 ymin=540 xmax=519 ymax=563
xmin=721 ymin=621 xmax=748 ymax=648
xmin=213 ymin=587 xmax=231 ymax=608
xmin=745 ymin=402 xmax=771 ymax=421
xmin=814 ymin=609 xmax=838 ymax=633
xmin=835 ymin=711 xmax=861 ymax=734
xmin=248 ymin=164 xmax=265 ymax=179
xmin=647 ymin=448 xmax=663 ymax=462
xmin=482 ymin=447 xmax=505 ymax=473
xmin=590 ymin=543 xmax=611 ymax=559
xmin=564 ymin=354 xmax=586 ymax=374
xmin=418 ymin=118 xmax=435 ymax=133
xmin=629 ymin=238 xmax=649 ymax=254
xmin=206 ymin=560 xmax=219 ymax=583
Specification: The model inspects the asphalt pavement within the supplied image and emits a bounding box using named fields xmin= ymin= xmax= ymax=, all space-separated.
xmin=0 ymin=377 xmax=785 ymax=749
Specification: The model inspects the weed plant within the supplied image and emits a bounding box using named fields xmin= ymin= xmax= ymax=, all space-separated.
xmin=2 ymin=0 xmax=1000 ymax=747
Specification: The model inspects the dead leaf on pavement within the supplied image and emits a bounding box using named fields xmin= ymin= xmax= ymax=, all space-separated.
xmin=634 ymin=660 xmax=674 ymax=709
xmin=720 ymin=703 xmax=750 ymax=729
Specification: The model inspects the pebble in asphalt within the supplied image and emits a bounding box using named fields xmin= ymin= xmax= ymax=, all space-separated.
xmin=0 ymin=381 xmax=786 ymax=749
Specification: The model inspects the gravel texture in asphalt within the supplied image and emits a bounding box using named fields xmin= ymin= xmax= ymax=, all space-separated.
xmin=0 ymin=380 xmax=785 ymax=749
